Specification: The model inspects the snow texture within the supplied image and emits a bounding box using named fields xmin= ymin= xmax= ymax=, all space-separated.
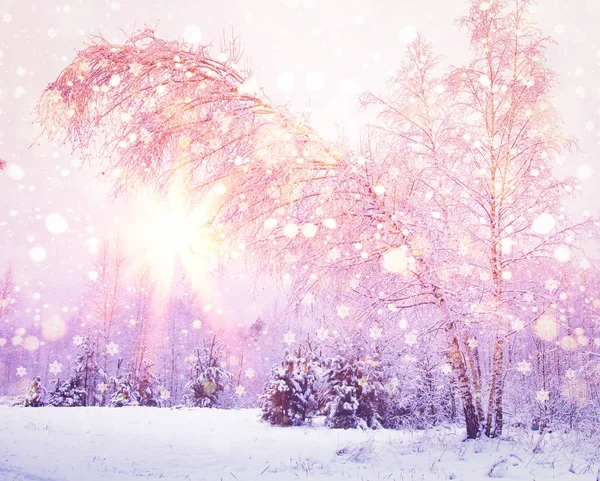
xmin=0 ymin=406 xmax=598 ymax=481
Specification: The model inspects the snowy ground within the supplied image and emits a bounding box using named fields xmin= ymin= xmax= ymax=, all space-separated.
xmin=0 ymin=407 xmax=598 ymax=481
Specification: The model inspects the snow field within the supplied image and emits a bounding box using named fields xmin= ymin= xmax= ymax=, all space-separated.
xmin=1 ymin=406 xmax=598 ymax=481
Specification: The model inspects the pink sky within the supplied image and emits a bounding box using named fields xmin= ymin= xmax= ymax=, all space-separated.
xmin=0 ymin=0 xmax=599 ymax=324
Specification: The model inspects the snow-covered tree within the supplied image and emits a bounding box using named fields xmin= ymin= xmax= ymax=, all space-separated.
xmin=357 ymin=0 xmax=593 ymax=438
xmin=48 ymin=377 xmax=87 ymax=407
xmin=323 ymin=356 xmax=386 ymax=430
xmin=132 ymin=358 xmax=161 ymax=407
xmin=110 ymin=373 xmax=139 ymax=407
xmin=112 ymin=358 xmax=161 ymax=407
xmin=183 ymin=336 xmax=231 ymax=407
xmin=128 ymin=268 xmax=157 ymax=380
xmin=0 ymin=265 xmax=15 ymax=320
xmin=260 ymin=346 xmax=320 ymax=426
xmin=83 ymin=238 xmax=127 ymax=381
xmin=71 ymin=336 xmax=105 ymax=406
xmin=15 ymin=377 xmax=45 ymax=407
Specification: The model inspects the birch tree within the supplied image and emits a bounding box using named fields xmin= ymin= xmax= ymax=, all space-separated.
xmin=361 ymin=0 xmax=591 ymax=437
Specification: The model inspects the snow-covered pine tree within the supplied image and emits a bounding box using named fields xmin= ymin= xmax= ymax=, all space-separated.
xmin=109 ymin=358 xmax=161 ymax=407
xmin=16 ymin=376 xmax=45 ymax=407
xmin=71 ymin=336 xmax=104 ymax=406
xmin=323 ymin=356 xmax=385 ymax=430
xmin=48 ymin=377 xmax=87 ymax=407
xmin=110 ymin=372 xmax=139 ymax=407
xmin=183 ymin=335 xmax=231 ymax=407
xmin=133 ymin=358 xmax=161 ymax=407
xmin=260 ymin=345 xmax=320 ymax=426
xmin=48 ymin=337 xmax=104 ymax=407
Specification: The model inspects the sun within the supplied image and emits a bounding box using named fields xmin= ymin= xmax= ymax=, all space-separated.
xmin=125 ymin=177 xmax=221 ymax=296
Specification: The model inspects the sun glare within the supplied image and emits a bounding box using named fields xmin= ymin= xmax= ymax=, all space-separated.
xmin=126 ymin=179 xmax=220 ymax=296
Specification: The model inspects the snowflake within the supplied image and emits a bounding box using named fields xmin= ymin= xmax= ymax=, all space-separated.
xmin=580 ymin=259 xmax=591 ymax=270
xmin=565 ymin=369 xmax=576 ymax=379
xmin=467 ymin=338 xmax=478 ymax=349
xmin=235 ymin=385 xmax=246 ymax=397
xmin=47 ymin=29 xmax=58 ymax=39
xmin=337 ymin=304 xmax=350 ymax=319
xmin=160 ymin=389 xmax=171 ymax=400
xmin=405 ymin=331 xmax=418 ymax=346
xmin=510 ymin=318 xmax=524 ymax=331
xmin=523 ymin=292 xmax=534 ymax=303
xmin=97 ymin=382 xmax=108 ymax=393
xmin=584 ymin=121 xmax=595 ymax=132
xmin=282 ymin=331 xmax=296 ymax=345
xmin=554 ymin=24 xmax=565 ymax=34
xmin=441 ymin=363 xmax=452 ymax=375
xmin=545 ymin=278 xmax=560 ymax=291
xmin=16 ymin=366 xmax=26 ymax=377
xmin=2 ymin=13 xmax=12 ymax=24
xmin=301 ymin=292 xmax=314 ymax=305
xmin=316 ymin=328 xmax=329 ymax=341
xmin=106 ymin=341 xmax=120 ymax=356
xmin=140 ymin=128 xmax=152 ymax=144
xmin=72 ymin=335 xmax=83 ymax=347
xmin=48 ymin=360 xmax=63 ymax=375
xmin=76 ymin=59 xmax=91 ymax=74
xmin=129 ymin=63 xmax=144 ymax=76
xmin=244 ymin=368 xmax=255 ymax=379
xmin=369 ymin=325 xmax=383 ymax=341
xmin=327 ymin=247 xmax=341 ymax=262
xmin=517 ymin=360 xmax=531 ymax=374
xmin=536 ymin=389 xmax=549 ymax=403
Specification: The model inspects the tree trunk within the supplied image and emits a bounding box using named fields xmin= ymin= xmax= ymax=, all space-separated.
xmin=437 ymin=293 xmax=481 ymax=439
xmin=448 ymin=324 xmax=481 ymax=439
xmin=463 ymin=332 xmax=484 ymax=424
xmin=485 ymin=337 xmax=504 ymax=437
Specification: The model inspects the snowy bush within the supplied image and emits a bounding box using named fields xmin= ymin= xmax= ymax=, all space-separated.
xmin=47 ymin=337 xmax=105 ymax=407
xmin=323 ymin=356 xmax=386 ymax=430
xmin=183 ymin=336 xmax=232 ymax=408
xmin=110 ymin=373 xmax=139 ymax=407
xmin=133 ymin=359 xmax=161 ymax=407
xmin=380 ymin=354 xmax=457 ymax=430
xmin=15 ymin=377 xmax=45 ymax=407
xmin=48 ymin=378 xmax=87 ymax=407
xmin=260 ymin=347 xmax=320 ymax=426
